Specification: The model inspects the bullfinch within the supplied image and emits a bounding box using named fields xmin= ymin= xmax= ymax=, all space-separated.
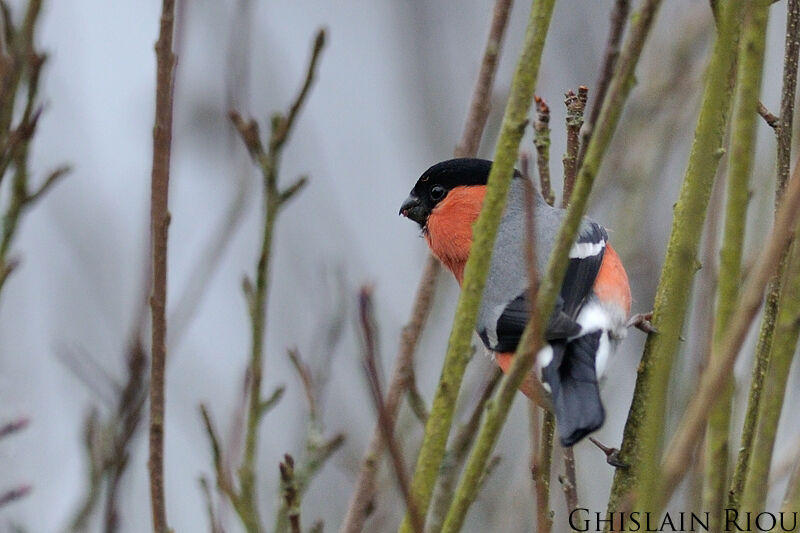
xmin=399 ymin=158 xmax=632 ymax=447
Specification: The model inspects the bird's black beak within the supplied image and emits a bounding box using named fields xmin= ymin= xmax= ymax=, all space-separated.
xmin=399 ymin=194 xmax=428 ymax=227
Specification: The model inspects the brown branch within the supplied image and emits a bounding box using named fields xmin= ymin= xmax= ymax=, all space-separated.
xmin=0 ymin=485 xmax=31 ymax=508
xmin=339 ymin=1 xmax=513 ymax=530
xmin=148 ymin=0 xmax=177 ymax=530
xmin=359 ymin=286 xmax=423 ymax=533
xmin=532 ymin=97 xmax=555 ymax=206
xmin=534 ymin=412 xmax=555 ymax=533
xmin=280 ymin=455 xmax=302 ymax=533
xmin=560 ymin=447 xmax=579 ymax=519
xmin=0 ymin=417 xmax=29 ymax=440
xmin=580 ymin=0 xmax=631 ymax=166
xmin=562 ymin=87 xmax=587 ymax=207
xmin=454 ymin=0 xmax=513 ymax=158
xmin=757 ymin=101 xmax=779 ymax=130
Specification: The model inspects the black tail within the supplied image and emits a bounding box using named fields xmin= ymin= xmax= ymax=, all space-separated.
xmin=542 ymin=331 xmax=605 ymax=447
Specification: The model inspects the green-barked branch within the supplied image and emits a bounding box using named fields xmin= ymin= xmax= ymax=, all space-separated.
xmin=605 ymin=0 xmax=744 ymax=521
xmin=702 ymin=0 xmax=770 ymax=528
xmin=397 ymin=1 xmax=557 ymax=531
xmin=439 ymin=0 xmax=664 ymax=531
xmin=729 ymin=0 xmax=800 ymax=511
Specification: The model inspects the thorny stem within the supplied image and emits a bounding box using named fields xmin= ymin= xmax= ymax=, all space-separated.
xmin=605 ymin=0 xmax=743 ymax=520
xmin=340 ymin=2 xmax=513 ymax=531
xmin=148 ymin=0 xmax=177 ymax=531
xmin=228 ymin=29 xmax=325 ymax=533
xmin=729 ymin=0 xmax=800 ymax=510
xmin=702 ymin=0 xmax=769 ymax=527
xmin=403 ymin=1 xmax=557 ymax=530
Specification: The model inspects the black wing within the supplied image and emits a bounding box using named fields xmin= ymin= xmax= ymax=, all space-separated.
xmin=487 ymin=222 xmax=608 ymax=352
xmin=560 ymin=222 xmax=608 ymax=317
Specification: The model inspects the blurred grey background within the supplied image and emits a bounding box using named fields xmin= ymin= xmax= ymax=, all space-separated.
xmin=0 ymin=1 xmax=795 ymax=531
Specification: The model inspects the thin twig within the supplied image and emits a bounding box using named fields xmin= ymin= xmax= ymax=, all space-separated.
xmin=0 ymin=417 xmax=29 ymax=440
xmin=534 ymin=412 xmax=555 ymax=533
xmin=532 ymin=97 xmax=555 ymax=206
xmin=580 ymin=0 xmax=630 ymax=167
xmin=757 ymin=101 xmax=779 ymax=130
xmin=340 ymin=1 xmax=514 ymax=530
xmin=0 ymin=0 xmax=67 ymax=296
xmin=0 ymin=486 xmax=31 ymax=508
xmin=560 ymin=447 xmax=579 ymax=521
xmin=562 ymin=87 xmax=587 ymax=207
xmin=358 ymin=286 xmax=423 ymax=533
xmin=228 ymin=28 xmax=326 ymax=533
xmin=280 ymin=455 xmax=302 ymax=533
xmin=148 ymin=0 xmax=177 ymax=530
xmin=199 ymin=477 xmax=225 ymax=533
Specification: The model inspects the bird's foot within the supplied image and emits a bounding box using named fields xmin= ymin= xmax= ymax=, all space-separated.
xmin=589 ymin=437 xmax=628 ymax=468
xmin=626 ymin=312 xmax=657 ymax=334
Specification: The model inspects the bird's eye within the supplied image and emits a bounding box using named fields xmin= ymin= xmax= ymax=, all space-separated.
xmin=430 ymin=185 xmax=446 ymax=201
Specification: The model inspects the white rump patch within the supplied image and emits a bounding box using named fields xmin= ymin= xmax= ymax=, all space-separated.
xmin=569 ymin=240 xmax=605 ymax=259
xmin=595 ymin=332 xmax=611 ymax=379
xmin=574 ymin=301 xmax=614 ymax=380
xmin=535 ymin=344 xmax=554 ymax=390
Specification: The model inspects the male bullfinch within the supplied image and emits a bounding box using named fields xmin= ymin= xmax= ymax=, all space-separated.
xmin=399 ymin=158 xmax=632 ymax=447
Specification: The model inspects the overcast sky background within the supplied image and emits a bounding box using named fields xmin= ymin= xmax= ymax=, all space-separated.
xmin=0 ymin=1 xmax=796 ymax=531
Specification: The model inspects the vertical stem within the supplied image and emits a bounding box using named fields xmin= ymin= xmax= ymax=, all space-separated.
xmin=606 ymin=0 xmax=743 ymax=516
xmin=399 ymin=2 xmax=556 ymax=531
xmin=741 ymin=236 xmax=800 ymax=513
xmin=783 ymin=456 xmax=800 ymax=513
xmin=561 ymin=87 xmax=586 ymax=207
xmin=340 ymin=2 xmax=513 ymax=531
xmin=149 ymin=0 xmax=176 ymax=532
xmin=440 ymin=1 xmax=662 ymax=530
xmin=702 ymin=0 xmax=769 ymax=527
xmin=534 ymin=412 xmax=555 ymax=533
xmin=729 ymin=0 xmax=800 ymax=508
